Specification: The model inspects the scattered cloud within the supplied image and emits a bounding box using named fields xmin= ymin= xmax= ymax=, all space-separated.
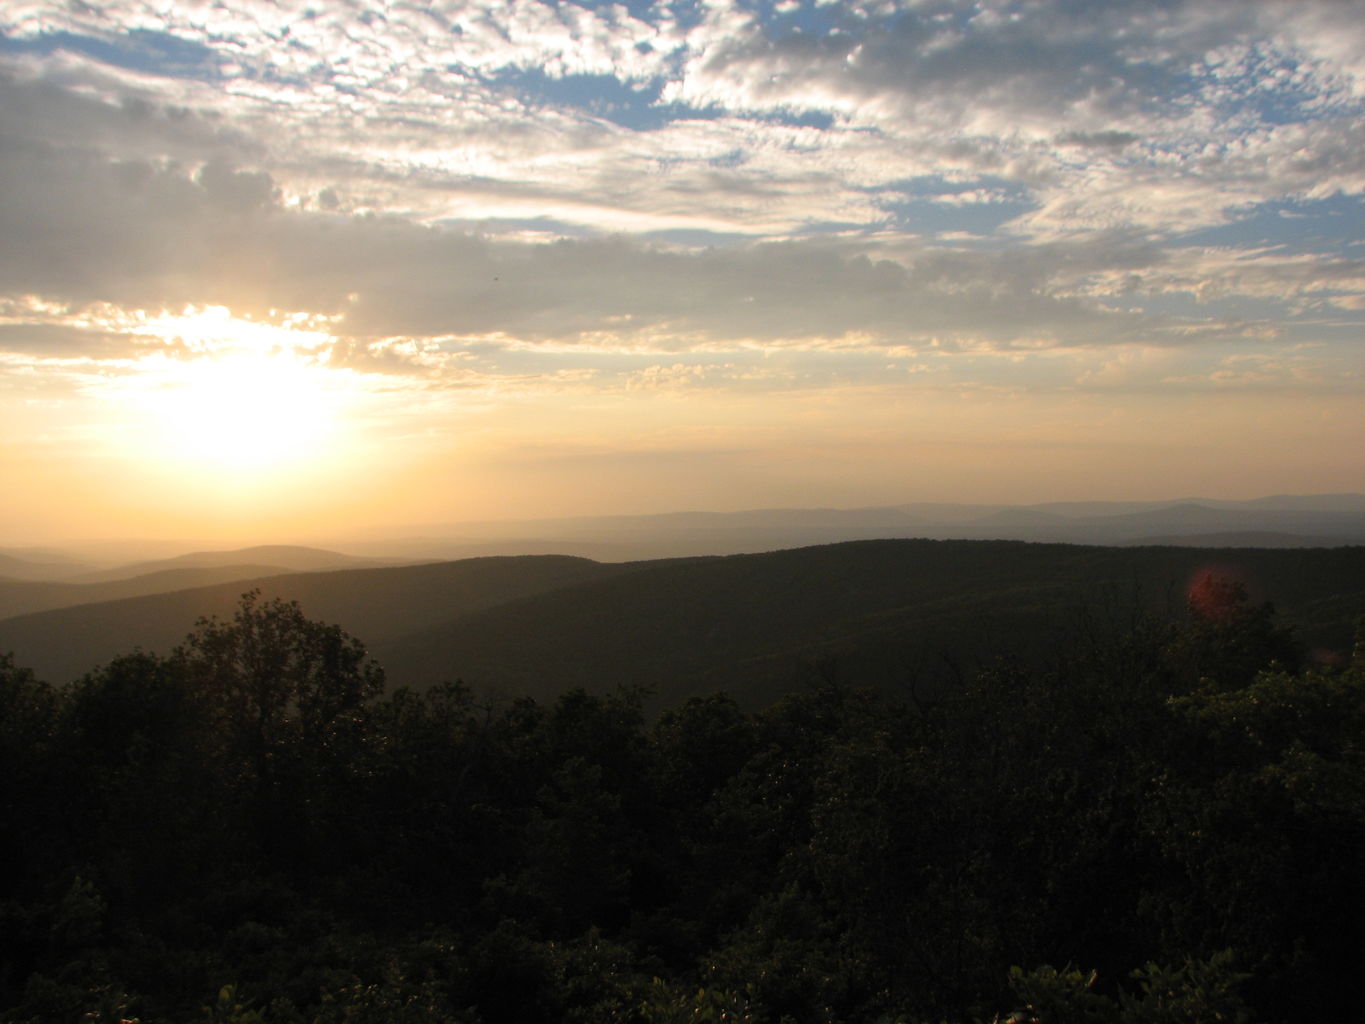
xmin=1 ymin=0 xmax=1362 ymax=530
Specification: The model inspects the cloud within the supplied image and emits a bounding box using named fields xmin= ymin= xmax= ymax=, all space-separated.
xmin=0 ymin=321 xmax=147 ymax=359
xmin=1057 ymin=130 xmax=1141 ymax=151
xmin=9 ymin=0 xmax=1362 ymax=249
xmin=0 ymin=0 xmax=1361 ymax=405
xmin=0 ymin=71 xmax=254 ymax=160
xmin=1 ymin=118 xmax=1358 ymax=373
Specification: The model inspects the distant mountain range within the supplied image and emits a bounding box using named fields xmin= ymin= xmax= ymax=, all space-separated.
xmin=0 ymin=555 xmax=630 ymax=686
xmin=0 ymin=550 xmax=89 ymax=583
xmin=2 ymin=539 xmax=1361 ymax=712
xmin=63 ymin=544 xmax=406 ymax=583
xmin=0 ymin=544 xmax=412 ymax=593
xmin=348 ymin=493 xmax=1365 ymax=561
xmin=0 ymin=565 xmax=302 ymax=621
xmin=7 ymin=496 xmax=1362 ymax=581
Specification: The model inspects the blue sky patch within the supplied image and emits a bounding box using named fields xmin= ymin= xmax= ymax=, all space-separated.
xmin=1177 ymin=196 xmax=1365 ymax=254
xmin=873 ymin=177 xmax=1036 ymax=236
xmin=478 ymin=66 xmax=721 ymax=130
xmin=0 ymin=28 xmax=224 ymax=82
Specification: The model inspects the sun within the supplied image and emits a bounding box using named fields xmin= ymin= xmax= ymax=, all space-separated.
xmin=106 ymin=308 xmax=354 ymax=481
xmin=153 ymin=352 xmax=336 ymax=470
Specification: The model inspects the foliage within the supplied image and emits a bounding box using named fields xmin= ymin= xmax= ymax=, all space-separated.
xmin=1001 ymin=951 xmax=1252 ymax=1024
xmin=0 ymin=590 xmax=1362 ymax=1023
xmin=172 ymin=589 xmax=383 ymax=763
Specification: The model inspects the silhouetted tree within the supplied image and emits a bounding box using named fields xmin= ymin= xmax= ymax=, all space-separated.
xmin=171 ymin=590 xmax=384 ymax=867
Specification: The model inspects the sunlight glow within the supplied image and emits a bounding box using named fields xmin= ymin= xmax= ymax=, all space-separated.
xmin=135 ymin=305 xmax=340 ymax=354
xmin=100 ymin=309 xmax=356 ymax=480
xmin=148 ymin=353 xmax=337 ymax=469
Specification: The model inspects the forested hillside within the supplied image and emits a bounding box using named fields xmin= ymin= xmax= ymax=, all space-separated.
xmin=0 ymin=565 xmax=301 ymax=621
xmin=0 ymin=555 xmax=636 ymax=688
xmin=1 ymin=540 xmax=1362 ymax=712
xmin=371 ymin=540 xmax=1365 ymax=710
xmin=1 ymin=577 xmax=1362 ymax=1023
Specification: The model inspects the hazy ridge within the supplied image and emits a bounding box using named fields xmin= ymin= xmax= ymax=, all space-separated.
xmin=2 ymin=538 xmax=1361 ymax=712
xmin=346 ymin=493 xmax=1365 ymax=561
xmin=0 ymin=565 xmax=301 ymax=620
xmin=3 ymin=495 xmax=1361 ymax=709
xmin=0 ymin=555 xmax=639 ymax=687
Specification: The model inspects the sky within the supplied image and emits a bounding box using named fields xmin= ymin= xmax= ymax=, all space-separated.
xmin=1 ymin=0 xmax=1363 ymax=544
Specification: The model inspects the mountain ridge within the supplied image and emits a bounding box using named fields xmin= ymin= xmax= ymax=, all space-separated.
xmin=0 ymin=565 xmax=303 ymax=620
xmin=343 ymin=494 xmax=1365 ymax=561
xmin=67 ymin=544 xmax=406 ymax=584
xmin=3 ymin=539 xmax=1361 ymax=712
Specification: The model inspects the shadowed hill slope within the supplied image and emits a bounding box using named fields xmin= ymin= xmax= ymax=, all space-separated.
xmin=0 ymin=555 xmax=638 ymax=685
xmin=370 ymin=540 xmax=1365 ymax=709
xmin=3 ymin=540 xmax=1360 ymax=712
xmin=0 ymin=552 xmax=92 ymax=582
xmin=0 ymin=564 xmax=300 ymax=620
xmin=67 ymin=544 xmax=399 ymax=583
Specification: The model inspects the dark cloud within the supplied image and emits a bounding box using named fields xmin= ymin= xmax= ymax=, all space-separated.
xmin=1057 ymin=130 xmax=1141 ymax=149
xmin=0 ymin=72 xmax=256 ymax=162
xmin=681 ymin=0 xmax=1238 ymax=121
xmin=0 ymin=322 xmax=124 ymax=357
xmin=0 ymin=321 xmax=186 ymax=359
xmin=0 ymin=133 xmax=252 ymax=308
xmin=196 ymin=159 xmax=277 ymax=214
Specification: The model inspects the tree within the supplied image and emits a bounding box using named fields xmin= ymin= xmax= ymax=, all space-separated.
xmin=174 ymin=590 xmax=384 ymax=764
xmin=172 ymin=591 xmax=385 ymax=865
xmin=1167 ymin=573 xmax=1304 ymax=691
xmin=60 ymin=651 xmax=220 ymax=904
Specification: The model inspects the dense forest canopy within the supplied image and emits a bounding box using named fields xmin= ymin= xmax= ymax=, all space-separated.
xmin=1 ymin=573 xmax=1363 ymax=1023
